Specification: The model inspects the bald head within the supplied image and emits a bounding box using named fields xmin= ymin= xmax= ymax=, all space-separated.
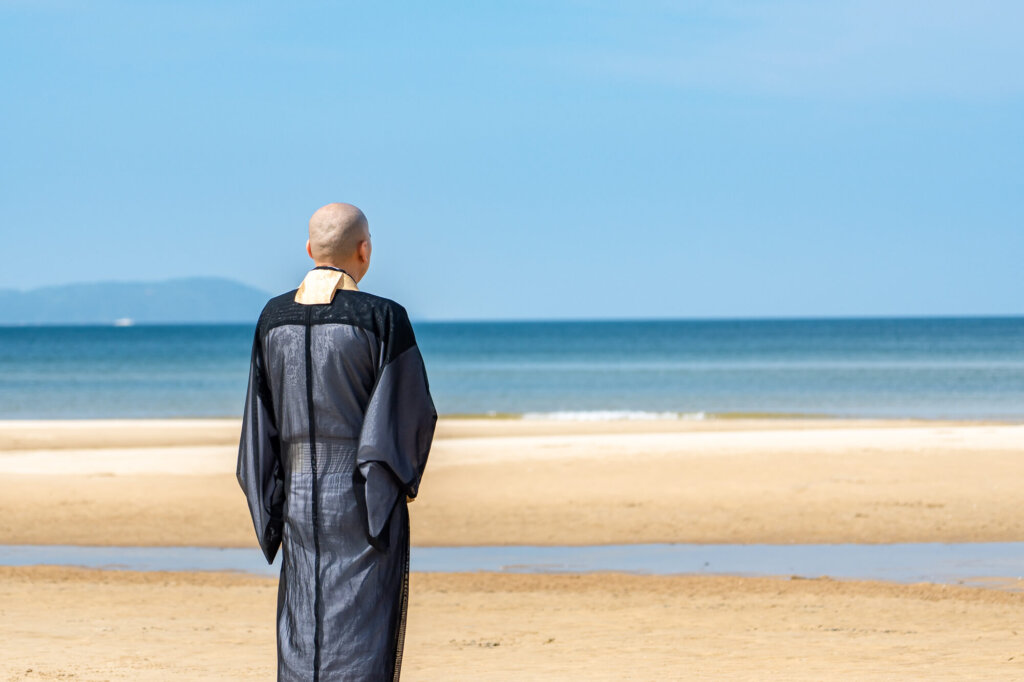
xmin=308 ymin=203 xmax=369 ymax=260
xmin=306 ymin=203 xmax=372 ymax=281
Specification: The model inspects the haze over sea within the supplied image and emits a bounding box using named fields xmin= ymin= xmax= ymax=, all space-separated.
xmin=2 ymin=317 xmax=1021 ymax=420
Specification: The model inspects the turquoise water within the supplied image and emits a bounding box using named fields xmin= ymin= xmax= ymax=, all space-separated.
xmin=0 ymin=317 xmax=1021 ymax=419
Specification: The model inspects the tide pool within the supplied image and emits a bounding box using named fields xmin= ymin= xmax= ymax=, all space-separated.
xmin=3 ymin=543 xmax=1023 ymax=589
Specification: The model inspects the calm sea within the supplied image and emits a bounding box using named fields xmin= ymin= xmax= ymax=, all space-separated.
xmin=0 ymin=318 xmax=1021 ymax=420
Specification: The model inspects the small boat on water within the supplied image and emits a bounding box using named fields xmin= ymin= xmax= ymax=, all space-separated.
xmin=112 ymin=317 xmax=134 ymax=327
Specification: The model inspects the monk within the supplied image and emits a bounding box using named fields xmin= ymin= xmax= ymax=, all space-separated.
xmin=237 ymin=202 xmax=437 ymax=681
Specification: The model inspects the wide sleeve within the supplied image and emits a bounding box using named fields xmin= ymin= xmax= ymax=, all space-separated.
xmin=236 ymin=327 xmax=285 ymax=564
xmin=355 ymin=308 xmax=437 ymax=551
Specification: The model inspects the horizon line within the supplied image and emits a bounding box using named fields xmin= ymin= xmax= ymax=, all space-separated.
xmin=1 ymin=312 xmax=1022 ymax=328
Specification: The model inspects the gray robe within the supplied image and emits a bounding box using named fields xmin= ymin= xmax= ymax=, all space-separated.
xmin=237 ymin=267 xmax=437 ymax=681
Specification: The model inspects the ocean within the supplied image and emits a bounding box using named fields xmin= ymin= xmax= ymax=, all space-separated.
xmin=0 ymin=317 xmax=1021 ymax=420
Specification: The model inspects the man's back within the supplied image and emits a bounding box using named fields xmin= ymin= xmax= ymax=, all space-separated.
xmin=237 ymin=207 xmax=437 ymax=682
xmin=256 ymin=280 xmax=424 ymax=445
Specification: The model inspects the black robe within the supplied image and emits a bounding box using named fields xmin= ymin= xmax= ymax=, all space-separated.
xmin=237 ymin=267 xmax=437 ymax=681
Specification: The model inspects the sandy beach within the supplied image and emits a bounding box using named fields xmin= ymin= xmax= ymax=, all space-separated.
xmin=5 ymin=0 xmax=1021 ymax=677
xmin=1 ymin=417 xmax=1023 ymax=546
xmin=3 ymin=566 xmax=1024 ymax=680
xmin=3 ymin=417 xmax=1024 ymax=679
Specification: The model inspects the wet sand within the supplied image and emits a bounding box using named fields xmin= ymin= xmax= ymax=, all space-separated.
xmin=1 ymin=418 xmax=1023 ymax=546
xmin=2 ymin=565 xmax=1023 ymax=681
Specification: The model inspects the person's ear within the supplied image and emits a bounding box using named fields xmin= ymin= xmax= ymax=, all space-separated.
xmin=306 ymin=240 xmax=313 ymax=260
xmin=359 ymin=240 xmax=371 ymax=263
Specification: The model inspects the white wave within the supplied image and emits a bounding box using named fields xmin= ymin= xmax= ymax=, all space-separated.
xmin=520 ymin=410 xmax=707 ymax=421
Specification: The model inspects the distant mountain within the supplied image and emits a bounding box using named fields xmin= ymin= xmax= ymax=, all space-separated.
xmin=0 ymin=277 xmax=274 ymax=325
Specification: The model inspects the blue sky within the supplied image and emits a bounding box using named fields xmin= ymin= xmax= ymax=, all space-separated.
xmin=1 ymin=1 xmax=1021 ymax=320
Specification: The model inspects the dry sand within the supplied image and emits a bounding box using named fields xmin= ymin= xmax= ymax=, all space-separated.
xmin=3 ymin=418 xmax=1024 ymax=680
xmin=2 ymin=566 xmax=1024 ymax=681
xmin=1 ymin=418 xmax=1023 ymax=546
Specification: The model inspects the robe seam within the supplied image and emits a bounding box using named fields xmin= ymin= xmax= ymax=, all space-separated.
xmin=304 ymin=308 xmax=323 ymax=682
xmin=390 ymin=500 xmax=411 ymax=682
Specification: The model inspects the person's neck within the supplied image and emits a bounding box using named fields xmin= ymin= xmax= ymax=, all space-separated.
xmin=313 ymin=262 xmax=360 ymax=282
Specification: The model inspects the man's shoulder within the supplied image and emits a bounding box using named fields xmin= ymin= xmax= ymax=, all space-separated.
xmin=346 ymin=290 xmax=409 ymax=318
xmin=261 ymin=289 xmax=300 ymax=313
xmin=255 ymin=288 xmax=410 ymax=334
xmin=255 ymin=290 xmax=301 ymax=330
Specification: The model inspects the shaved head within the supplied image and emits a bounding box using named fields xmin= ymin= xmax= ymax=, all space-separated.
xmin=308 ymin=203 xmax=369 ymax=263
